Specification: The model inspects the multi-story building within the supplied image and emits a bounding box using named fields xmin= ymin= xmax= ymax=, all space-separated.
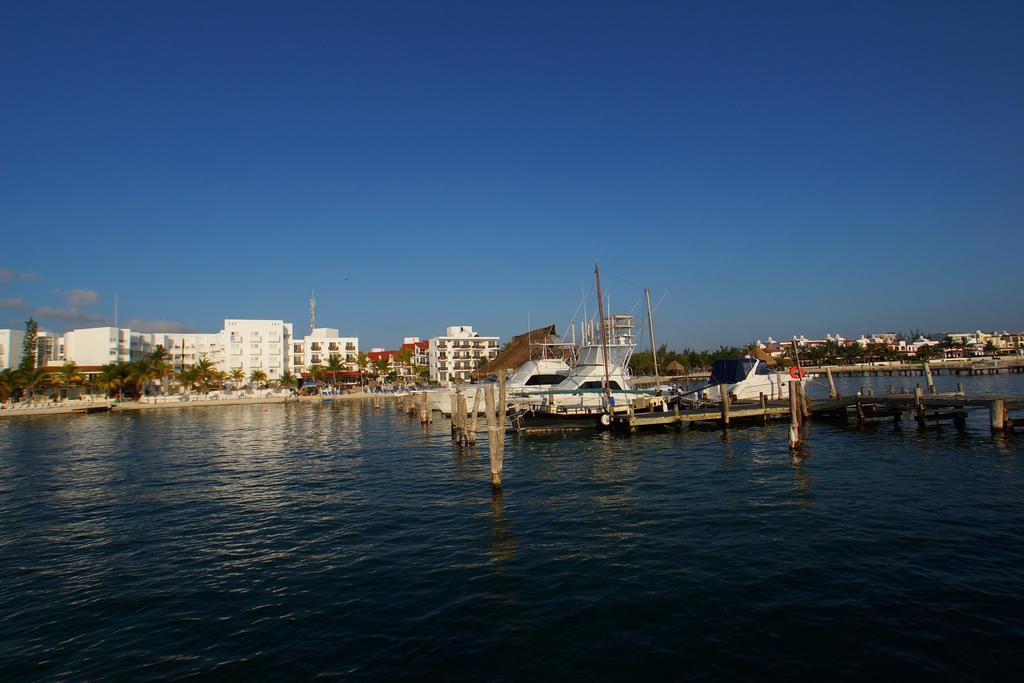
xmin=291 ymin=327 xmax=358 ymax=374
xmin=0 ymin=328 xmax=25 ymax=370
xmin=62 ymin=326 xmax=134 ymax=367
xmin=427 ymin=325 xmax=499 ymax=383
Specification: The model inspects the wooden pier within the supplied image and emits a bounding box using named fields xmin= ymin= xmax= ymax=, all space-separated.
xmin=804 ymin=361 xmax=1024 ymax=378
xmin=617 ymin=389 xmax=1023 ymax=436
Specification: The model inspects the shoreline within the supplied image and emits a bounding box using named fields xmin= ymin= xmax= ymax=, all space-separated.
xmin=0 ymin=392 xmax=378 ymax=418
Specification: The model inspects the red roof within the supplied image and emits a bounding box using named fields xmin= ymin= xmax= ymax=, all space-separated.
xmin=366 ymin=350 xmax=400 ymax=362
xmin=402 ymin=340 xmax=429 ymax=351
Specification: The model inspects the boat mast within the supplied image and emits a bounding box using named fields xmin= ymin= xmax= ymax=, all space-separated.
xmin=594 ymin=263 xmax=612 ymax=410
xmin=645 ymin=287 xmax=659 ymax=387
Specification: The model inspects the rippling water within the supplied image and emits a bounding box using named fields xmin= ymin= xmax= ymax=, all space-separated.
xmin=2 ymin=375 xmax=1022 ymax=679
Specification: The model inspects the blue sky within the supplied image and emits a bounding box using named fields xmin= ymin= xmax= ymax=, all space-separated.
xmin=2 ymin=1 xmax=1021 ymax=349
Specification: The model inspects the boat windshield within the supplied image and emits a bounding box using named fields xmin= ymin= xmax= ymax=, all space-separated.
xmin=524 ymin=374 xmax=568 ymax=386
xmin=708 ymin=359 xmax=756 ymax=385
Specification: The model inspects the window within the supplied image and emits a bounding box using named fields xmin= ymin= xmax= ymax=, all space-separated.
xmin=524 ymin=374 xmax=566 ymax=386
xmin=578 ymin=380 xmax=621 ymax=390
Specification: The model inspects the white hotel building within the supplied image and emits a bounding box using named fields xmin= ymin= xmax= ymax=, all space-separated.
xmin=0 ymin=328 xmax=26 ymax=371
xmin=1 ymin=319 xmax=307 ymax=384
xmin=291 ymin=327 xmax=358 ymax=374
xmin=427 ymin=325 xmax=499 ymax=383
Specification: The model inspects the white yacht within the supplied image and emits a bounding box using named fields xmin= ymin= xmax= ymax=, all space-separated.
xmin=430 ymin=356 xmax=571 ymax=415
xmin=699 ymin=358 xmax=809 ymax=402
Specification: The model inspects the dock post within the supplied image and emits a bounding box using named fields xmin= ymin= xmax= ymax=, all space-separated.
xmin=469 ymin=388 xmax=482 ymax=445
xmin=420 ymin=391 xmax=429 ymax=424
xmin=924 ymin=362 xmax=935 ymax=394
xmin=458 ymin=393 xmax=469 ymax=444
xmin=956 ymin=382 xmax=964 ymax=395
xmin=760 ymin=392 xmax=768 ymax=424
xmin=800 ymin=381 xmax=811 ymax=418
xmin=452 ymin=393 xmax=460 ymax=440
xmin=826 ymin=367 xmax=837 ymax=399
xmin=788 ymin=380 xmax=802 ymax=449
xmin=855 ymin=395 xmax=865 ymax=426
xmin=914 ymin=386 xmax=926 ymax=427
xmin=720 ymin=384 xmax=730 ymax=428
xmin=486 ymin=378 xmax=506 ymax=488
xmin=990 ymin=399 xmax=1006 ymax=432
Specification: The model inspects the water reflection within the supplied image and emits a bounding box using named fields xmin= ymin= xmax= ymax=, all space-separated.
xmin=488 ymin=489 xmax=516 ymax=572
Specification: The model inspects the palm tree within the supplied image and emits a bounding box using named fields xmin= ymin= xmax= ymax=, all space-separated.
xmin=277 ymin=371 xmax=297 ymax=392
xmin=306 ymin=364 xmax=324 ymax=388
xmin=0 ymin=368 xmax=16 ymax=403
xmin=194 ymin=358 xmax=215 ymax=393
xmin=373 ymin=357 xmax=389 ymax=378
xmin=230 ymin=367 xmax=246 ymax=392
xmin=356 ymin=352 xmax=368 ymax=388
xmin=128 ymin=358 xmax=152 ymax=399
xmin=54 ymin=362 xmax=84 ymax=401
xmin=325 ymin=353 xmax=345 ymax=388
xmin=148 ymin=347 xmax=173 ymax=397
xmin=176 ymin=367 xmax=199 ymax=394
xmin=395 ymin=348 xmax=414 ymax=384
xmin=249 ymin=369 xmax=268 ymax=390
xmin=19 ymin=367 xmax=50 ymax=404
xmin=99 ymin=362 xmax=131 ymax=400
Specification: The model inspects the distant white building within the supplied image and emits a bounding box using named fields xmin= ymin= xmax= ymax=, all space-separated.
xmin=0 ymin=329 xmax=25 ymax=370
xmin=62 ymin=326 xmax=134 ymax=367
xmin=291 ymin=327 xmax=358 ymax=374
xmin=427 ymin=325 xmax=499 ymax=383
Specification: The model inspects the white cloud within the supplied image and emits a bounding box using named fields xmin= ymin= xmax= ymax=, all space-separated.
xmin=0 ymin=267 xmax=13 ymax=284
xmin=125 ymin=318 xmax=197 ymax=333
xmin=0 ymin=297 xmax=25 ymax=310
xmin=33 ymin=306 xmax=106 ymax=326
xmin=58 ymin=288 xmax=101 ymax=306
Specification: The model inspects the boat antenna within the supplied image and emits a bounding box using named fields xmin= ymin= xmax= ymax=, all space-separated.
xmin=595 ymin=263 xmax=612 ymax=412
xmin=645 ymin=287 xmax=659 ymax=388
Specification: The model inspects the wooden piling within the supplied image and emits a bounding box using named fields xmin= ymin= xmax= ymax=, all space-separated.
xmin=468 ymin=387 xmax=482 ymax=445
xmin=800 ymin=381 xmax=811 ymax=418
xmin=826 ymin=367 xmax=837 ymax=399
xmin=788 ymin=380 xmax=801 ymax=449
xmin=990 ymin=399 xmax=1006 ymax=432
xmin=485 ymin=383 xmax=504 ymax=488
xmin=420 ymin=391 xmax=429 ymax=424
xmin=855 ymin=395 xmax=865 ymax=426
xmin=956 ymin=382 xmax=964 ymax=395
xmin=914 ymin=386 xmax=926 ymax=427
xmin=924 ymin=362 xmax=935 ymax=394
xmin=450 ymin=393 xmax=459 ymax=439
xmin=760 ymin=392 xmax=768 ymax=424
xmin=720 ymin=384 xmax=730 ymax=427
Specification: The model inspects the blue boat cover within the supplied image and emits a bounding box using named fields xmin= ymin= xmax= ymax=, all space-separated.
xmin=708 ymin=359 xmax=755 ymax=385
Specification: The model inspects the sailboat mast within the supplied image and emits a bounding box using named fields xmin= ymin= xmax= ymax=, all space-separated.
xmin=594 ymin=263 xmax=612 ymax=409
xmin=645 ymin=287 xmax=659 ymax=387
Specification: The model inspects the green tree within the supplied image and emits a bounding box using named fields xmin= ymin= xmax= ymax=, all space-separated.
xmin=54 ymin=362 xmax=84 ymax=401
xmin=0 ymin=369 xmax=16 ymax=402
xmin=99 ymin=362 xmax=131 ymax=400
xmin=19 ymin=367 xmax=50 ymax=403
xmin=356 ymin=352 xmax=369 ymax=387
xmin=230 ymin=367 xmax=246 ymax=390
xmin=325 ymin=352 xmax=345 ymax=387
xmin=249 ymin=368 xmax=268 ymax=389
xmin=19 ymin=318 xmax=38 ymax=372
xmin=277 ymin=371 xmax=297 ymax=391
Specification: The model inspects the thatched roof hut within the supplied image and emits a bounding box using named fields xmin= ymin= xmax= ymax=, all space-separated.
xmin=470 ymin=324 xmax=569 ymax=380
xmin=665 ymin=360 xmax=686 ymax=375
